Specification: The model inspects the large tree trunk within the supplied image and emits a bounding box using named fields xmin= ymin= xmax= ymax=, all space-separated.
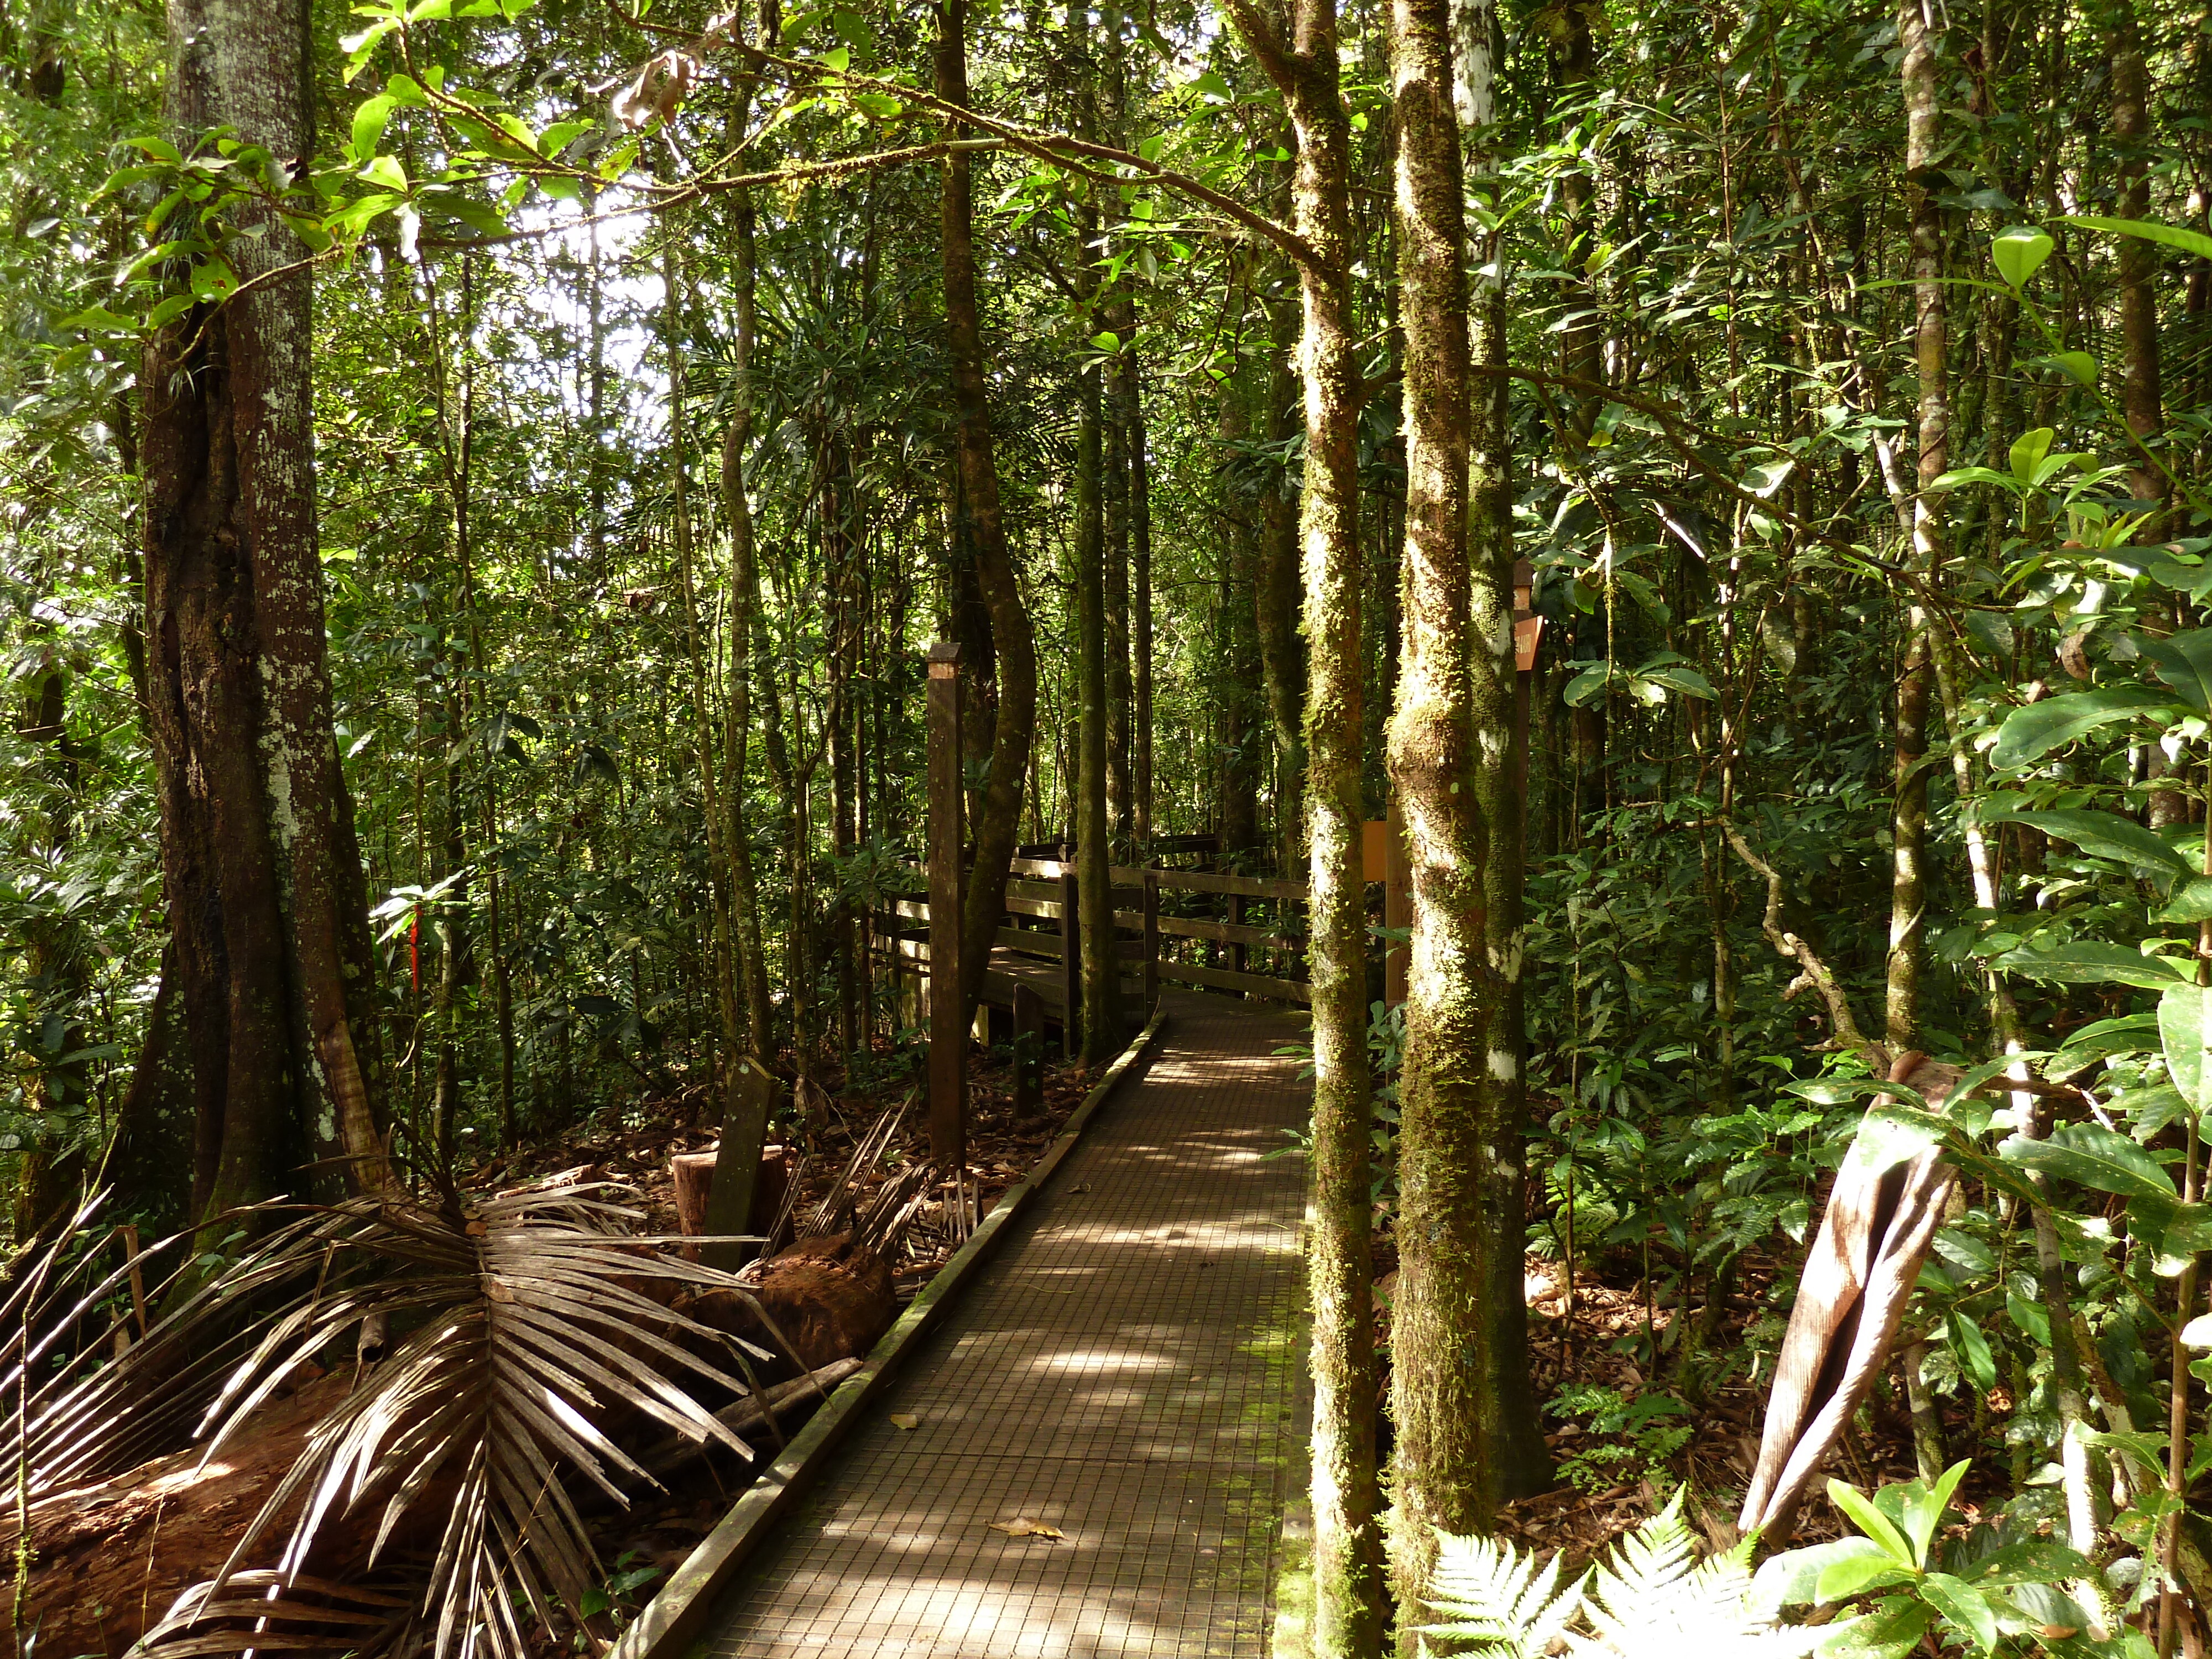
xmin=141 ymin=0 xmax=389 ymax=1222
xmin=937 ymin=0 xmax=1039 ymax=1039
xmin=1220 ymin=0 xmax=1376 ymax=1647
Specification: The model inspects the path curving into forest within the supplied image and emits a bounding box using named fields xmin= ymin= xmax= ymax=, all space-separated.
xmin=701 ymin=991 xmax=1311 ymax=1659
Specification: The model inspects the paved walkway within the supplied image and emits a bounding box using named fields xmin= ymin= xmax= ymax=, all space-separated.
xmin=703 ymin=992 xmax=1311 ymax=1659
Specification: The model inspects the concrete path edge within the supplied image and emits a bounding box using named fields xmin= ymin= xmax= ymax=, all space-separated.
xmin=608 ymin=1006 xmax=1171 ymax=1659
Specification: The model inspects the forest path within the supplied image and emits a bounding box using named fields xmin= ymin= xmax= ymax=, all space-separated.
xmin=702 ymin=990 xmax=1311 ymax=1659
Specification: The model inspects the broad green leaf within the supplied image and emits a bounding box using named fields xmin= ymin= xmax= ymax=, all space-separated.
xmin=1995 ymin=941 xmax=2196 ymax=989
xmin=2162 ymin=982 xmax=2212 ymax=1113
xmin=2054 ymin=350 xmax=2099 ymax=387
xmin=384 ymin=73 xmax=428 ymax=106
xmin=1562 ymin=662 xmax=1613 ymax=707
xmin=361 ymin=154 xmax=408 ymax=191
xmin=1986 ymin=808 xmax=2192 ymax=877
xmin=2006 ymin=1289 xmax=2052 ymax=1345
xmin=1754 ymin=1537 xmax=1888 ymax=1608
xmin=1987 ymin=685 xmax=2172 ymax=769
xmin=1991 ymin=226 xmax=2054 ymax=289
xmin=2136 ymin=629 xmax=2212 ymax=715
xmin=1946 ymin=1313 xmax=1997 ymax=1391
xmin=1815 ymin=1596 xmax=1933 ymax=1659
xmin=1902 ymin=1461 xmax=1971 ymax=1564
xmin=2000 ymin=1122 xmax=2176 ymax=1199
xmin=1636 ymin=662 xmax=1718 ymax=700
xmin=1814 ymin=1550 xmax=1914 ymax=1604
xmin=2158 ymin=878 xmax=2212 ymax=924
xmin=350 ymin=93 xmax=398 ymax=163
xmin=1919 ymin=1573 xmax=2000 ymax=1655
xmin=1826 ymin=1479 xmax=1916 ymax=1566
xmin=2008 ymin=426 xmax=2054 ymax=484
xmin=2182 ymin=1313 xmax=2212 ymax=1348
xmin=2058 ymin=1011 xmax=2163 ymax=1062
xmin=1931 ymin=465 xmax=2017 ymax=492
xmin=2062 ymin=213 xmax=2212 ymax=265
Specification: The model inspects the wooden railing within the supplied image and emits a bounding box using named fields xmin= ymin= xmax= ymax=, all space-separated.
xmin=868 ymin=853 xmax=1317 ymax=1053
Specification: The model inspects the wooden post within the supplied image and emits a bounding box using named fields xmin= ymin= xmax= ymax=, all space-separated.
xmin=1058 ymin=867 xmax=1080 ymax=1058
xmin=1229 ymin=893 xmax=1247 ymax=981
xmin=1013 ymin=980 xmax=1044 ymax=1119
xmin=702 ymin=1056 xmax=776 ymax=1272
xmin=927 ymin=639 xmax=967 ymax=1171
xmin=1141 ymin=868 xmax=1160 ymax=1012
xmin=1385 ymin=792 xmax=1411 ymax=1005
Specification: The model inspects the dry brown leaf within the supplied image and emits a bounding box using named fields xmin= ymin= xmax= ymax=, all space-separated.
xmin=987 ymin=1518 xmax=1063 ymax=1540
xmin=888 ymin=1412 xmax=920 ymax=1431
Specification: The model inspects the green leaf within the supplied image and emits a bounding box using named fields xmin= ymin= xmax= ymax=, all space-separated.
xmin=2136 ymin=629 xmax=2212 ymax=716
xmin=1827 ymin=1479 xmax=1916 ymax=1566
xmin=384 ymin=72 xmax=428 ymax=106
xmin=1991 ymin=226 xmax=2054 ymax=289
xmin=851 ymin=91 xmax=903 ymax=118
xmin=1902 ymin=1461 xmax=1970 ymax=1565
xmin=1814 ymin=1550 xmax=1914 ymax=1604
xmin=1930 ymin=465 xmax=2018 ymax=492
xmin=2158 ymin=879 xmax=2212 ymax=924
xmin=1754 ymin=1536 xmax=1888 ymax=1607
xmin=1987 ymin=685 xmax=2172 ymax=769
xmin=189 ymin=255 xmax=238 ymax=301
xmin=821 ymin=45 xmax=850 ymax=71
xmin=1919 ymin=1573 xmax=1999 ymax=1655
xmin=1635 ymin=662 xmax=1718 ymax=700
xmin=2054 ymin=350 xmax=2099 ymax=388
xmin=1993 ymin=807 xmax=2192 ymax=877
xmin=1562 ymin=662 xmax=1613 ymax=707
xmin=2162 ymin=982 xmax=2212 ymax=1115
xmin=2061 ymin=214 xmax=2212 ymax=265
xmin=2008 ymin=426 xmax=2054 ymax=486
xmin=1946 ymin=1313 xmax=1998 ymax=1391
xmin=2000 ymin=1121 xmax=2176 ymax=1199
xmin=2006 ymin=1290 xmax=2052 ymax=1346
xmin=1995 ymin=941 xmax=2196 ymax=990
xmin=361 ymin=153 xmax=409 ymax=191
xmin=350 ymin=93 xmax=398 ymax=163
xmin=1816 ymin=1596 xmax=1934 ymax=1659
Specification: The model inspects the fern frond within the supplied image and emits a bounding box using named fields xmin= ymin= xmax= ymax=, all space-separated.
xmin=1421 ymin=1527 xmax=1586 ymax=1657
xmin=1567 ymin=1494 xmax=1828 ymax=1659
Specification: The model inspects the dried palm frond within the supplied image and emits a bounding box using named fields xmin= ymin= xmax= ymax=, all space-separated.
xmin=799 ymin=1094 xmax=913 ymax=1240
xmin=4 ymin=1183 xmax=790 ymax=1659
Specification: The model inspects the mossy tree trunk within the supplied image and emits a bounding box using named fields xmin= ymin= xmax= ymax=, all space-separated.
xmin=1221 ymin=0 xmax=1380 ymax=1647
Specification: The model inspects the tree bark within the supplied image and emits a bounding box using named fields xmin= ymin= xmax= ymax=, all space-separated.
xmin=2111 ymin=0 xmax=2168 ymax=521
xmin=1258 ymin=293 xmax=1307 ymax=876
xmin=1887 ymin=0 xmax=1945 ymax=1057
xmin=937 ymin=0 xmax=1040 ymax=1036
xmin=142 ymin=0 xmax=389 ymax=1224
xmin=1219 ymin=0 xmax=1376 ymax=1646
xmin=723 ymin=192 xmax=775 ymax=1059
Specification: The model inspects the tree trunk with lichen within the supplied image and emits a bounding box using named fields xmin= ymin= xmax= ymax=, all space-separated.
xmin=1220 ymin=0 xmax=1378 ymax=1647
xmin=1389 ymin=0 xmax=1547 ymax=1627
xmin=140 ymin=0 xmax=390 ymax=1224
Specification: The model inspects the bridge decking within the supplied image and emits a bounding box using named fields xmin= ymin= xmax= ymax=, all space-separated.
xmin=702 ymin=992 xmax=1311 ymax=1658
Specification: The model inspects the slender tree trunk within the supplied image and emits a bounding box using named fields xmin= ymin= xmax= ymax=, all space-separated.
xmin=1887 ymin=0 xmax=1945 ymax=1057
xmin=723 ymin=193 xmax=775 ymax=1057
xmin=2112 ymin=0 xmax=2168 ymax=522
xmin=1258 ymin=293 xmax=1307 ymax=876
xmin=937 ymin=0 xmax=1040 ymax=1036
xmin=143 ymin=0 xmax=389 ymax=1224
xmin=1129 ymin=335 xmax=1155 ymax=852
xmin=1220 ymin=0 xmax=1375 ymax=1646
xmin=1390 ymin=0 xmax=1544 ymax=1623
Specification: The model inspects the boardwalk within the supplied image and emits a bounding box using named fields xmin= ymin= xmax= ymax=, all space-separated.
xmin=703 ymin=992 xmax=1311 ymax=1659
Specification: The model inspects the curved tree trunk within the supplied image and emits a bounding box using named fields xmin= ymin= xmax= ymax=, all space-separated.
xmin=143 ymin=0 xmax=390 ymax=1224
